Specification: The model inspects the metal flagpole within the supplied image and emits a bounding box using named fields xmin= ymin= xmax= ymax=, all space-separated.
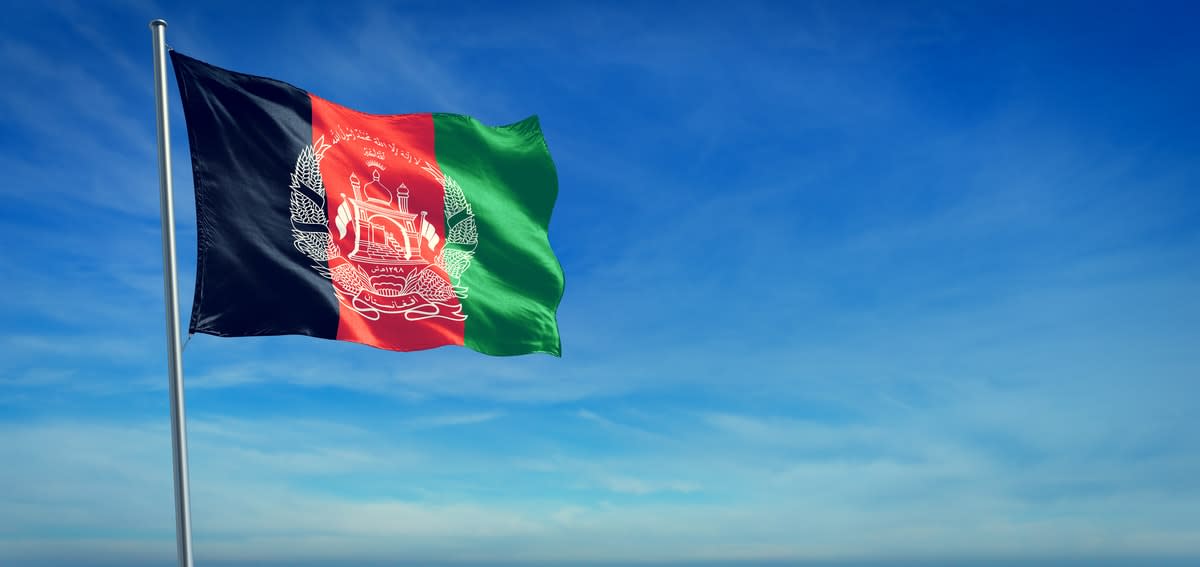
xmin=150 ymin=19 xmax=195 ymax=567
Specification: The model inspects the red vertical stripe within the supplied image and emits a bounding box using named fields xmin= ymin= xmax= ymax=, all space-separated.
xmin=309 ymin=95 xmax=465 ymax=351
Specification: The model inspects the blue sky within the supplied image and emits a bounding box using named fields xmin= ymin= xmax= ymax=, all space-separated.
xmin=1 ymin=0 xmax=1199 ymax=565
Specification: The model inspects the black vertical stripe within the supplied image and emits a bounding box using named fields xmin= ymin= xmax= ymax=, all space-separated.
xmin=171 ymin=51 xmax=339 ymax=339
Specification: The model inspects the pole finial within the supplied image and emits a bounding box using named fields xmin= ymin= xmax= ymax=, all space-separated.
xmin=150 ymin=19 xmax=167 ymax=29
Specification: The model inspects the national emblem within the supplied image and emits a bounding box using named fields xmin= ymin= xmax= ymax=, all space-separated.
xmin=288 ymin=135 xmax=477 ymax=322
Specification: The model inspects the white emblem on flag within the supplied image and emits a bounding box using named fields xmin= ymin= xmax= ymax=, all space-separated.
xmin=288 ymin=134 xmax=478 ymax=322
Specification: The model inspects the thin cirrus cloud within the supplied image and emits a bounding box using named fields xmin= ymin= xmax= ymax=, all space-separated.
xmin=2 ymin=409 xmax=1197 ymax=562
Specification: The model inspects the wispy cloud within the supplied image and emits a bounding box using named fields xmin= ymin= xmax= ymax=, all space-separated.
xmin=403 ymin=411 xmax=505 ymax=429
xmin=3 ymin=410 xmax=1200 ymax=562
xmin=595 ymin=475 xmax=700 ymax=496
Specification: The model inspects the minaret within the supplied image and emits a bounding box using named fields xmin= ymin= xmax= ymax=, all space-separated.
xmin=349 ymin=172 xmax=362 ymax=201
xmin=395 ymin=182 xmax=410 ymax=214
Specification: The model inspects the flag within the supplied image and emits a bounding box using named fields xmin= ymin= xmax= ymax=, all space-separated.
xmin=170 ymin=51 xmax=564 ymax=356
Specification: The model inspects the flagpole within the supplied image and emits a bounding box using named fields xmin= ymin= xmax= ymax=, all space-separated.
xmin=150 ymin=19 xmax=196 ymax=567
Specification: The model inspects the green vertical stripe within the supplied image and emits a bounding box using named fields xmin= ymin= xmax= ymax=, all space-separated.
xmin=432 ymin=114 xmax=564 ymax=356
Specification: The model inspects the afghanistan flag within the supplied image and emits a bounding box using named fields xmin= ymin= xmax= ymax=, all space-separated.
xmin=170 ymin=51 xmax=564 ymax=356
